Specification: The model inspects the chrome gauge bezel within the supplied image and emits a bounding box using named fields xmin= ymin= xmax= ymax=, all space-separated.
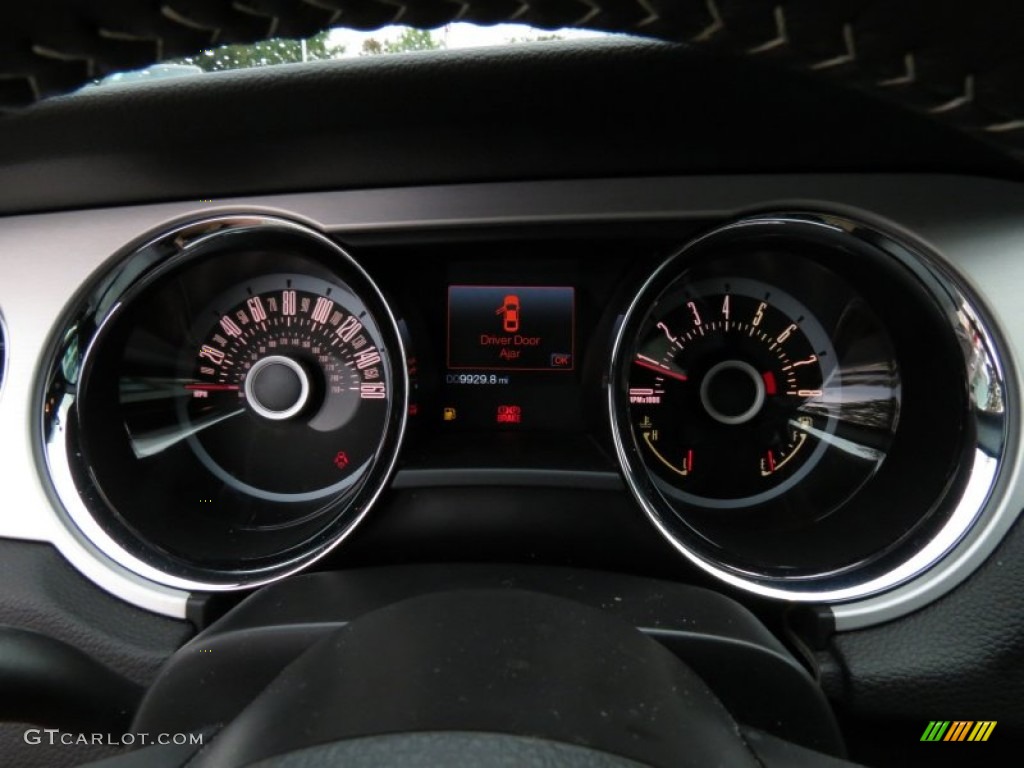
xmin=38 ymin=214 xmax=409 ymax=592
xmin=0 ymin=308 xmax=7 ymax=401
xmin=609 ymin=213 xmax=1009 ymax=604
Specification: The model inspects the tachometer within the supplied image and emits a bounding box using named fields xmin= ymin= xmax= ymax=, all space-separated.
xmin=610 ymin=214 xmax=999 ymax=603
xmin=628 ymin=278 xmax=841 ymax=508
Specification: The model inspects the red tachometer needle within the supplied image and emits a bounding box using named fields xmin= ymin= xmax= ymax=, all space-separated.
xmin=633 ymin=359 xmax=688 ymax=382
xmin=185 ymin=383 xmax=240 ymax=391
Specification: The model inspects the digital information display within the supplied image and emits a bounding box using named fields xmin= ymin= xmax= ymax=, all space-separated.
xmin=447 ymin=285 xmax=575 ymax=371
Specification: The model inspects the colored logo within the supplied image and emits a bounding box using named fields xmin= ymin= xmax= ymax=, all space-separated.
xmin=921 ymin=721 xmax=996 ymax=742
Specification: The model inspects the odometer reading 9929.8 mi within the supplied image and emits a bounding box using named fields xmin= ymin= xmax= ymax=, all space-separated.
xmin=628 ymin=278 xmax=838 ymax=508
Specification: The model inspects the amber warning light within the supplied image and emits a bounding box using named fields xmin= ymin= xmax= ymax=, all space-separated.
xmin=448 ymin=285 xmax=575 ymax=371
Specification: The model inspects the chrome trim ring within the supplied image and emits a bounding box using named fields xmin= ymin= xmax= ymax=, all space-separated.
xmin=609 ymin=213 xmax=1010 ymax=605
xmin=0 ymin=309 xmax=7 ymax=400
xmin=699 ymin=360 xmax=766 ymax=426
xmin=244 ymin=355 xmax=311 ymax=421
xmin=37 ymin=214 xmax=409 ymax=593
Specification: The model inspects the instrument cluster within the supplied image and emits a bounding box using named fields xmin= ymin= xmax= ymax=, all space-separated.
xmin=36 ymin=211 xmax=1008 ymax=606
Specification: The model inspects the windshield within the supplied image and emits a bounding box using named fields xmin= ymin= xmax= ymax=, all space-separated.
xmin=90 ymin=24 xmax=616 ymax=86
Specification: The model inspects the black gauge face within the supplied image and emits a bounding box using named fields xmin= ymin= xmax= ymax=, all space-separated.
xmin=629 ymin=279 xmax=841 ymax=508
xmin=59 ymin=219 xmax=407 ymax=584
xmin=174 ymin=274 xmax=389 ymax=501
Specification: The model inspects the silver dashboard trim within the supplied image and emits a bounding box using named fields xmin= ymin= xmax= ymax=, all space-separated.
xmin=0 ymin=308 xmax=7 ymax=402
xmin=0 ymin=174 xmax=1021 ymax=625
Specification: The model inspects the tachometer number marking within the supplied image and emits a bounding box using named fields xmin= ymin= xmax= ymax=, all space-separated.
xmin=686 ymin=301 xmax=702 ymax=327
xmin=783 ymin=355 xmax=818 ymax=370
xmin=776 ymin=323 xmax=798 ymax=343
xmin=656 ymin=321 xmax=678 ymax=343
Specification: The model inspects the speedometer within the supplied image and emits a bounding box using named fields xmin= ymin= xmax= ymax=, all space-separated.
xmin=41 ymin=216 xmax=407 ymax=590
xmin=171 ymin=274 xmax=389 ymax=501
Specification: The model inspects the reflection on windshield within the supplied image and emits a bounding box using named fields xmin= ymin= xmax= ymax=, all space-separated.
xmin=88 ymin=24 xmax=615 ymax=88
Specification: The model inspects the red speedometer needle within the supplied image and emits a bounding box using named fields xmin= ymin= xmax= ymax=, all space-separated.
xmin=633 ymin=358 xmax=688 ymax=382
xmin=185 ymin=383 xmax=240 ymax=391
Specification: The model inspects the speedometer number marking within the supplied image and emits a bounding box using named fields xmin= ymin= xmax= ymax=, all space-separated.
xmin=355 ymin=348 xmax=381 ymax=370
xmin=247 ymin=296 xmax=267 ymax=323
xmin=360 ymin=383 xmax=387 ymax=399
xmin=281 ymin=290 xmax=297 ymax=315
xmin=312 ymin=297 xmax=333 ymax=324
xmin=220 ymin=316 xmax=243 ymax=337
xmin=199 ymin=345 xmax=225 ymax=365
xmin=337 ymin=316 xmax=363 ymax=342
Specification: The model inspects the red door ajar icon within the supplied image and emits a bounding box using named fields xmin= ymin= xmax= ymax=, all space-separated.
xmin=496 ymin=294 xmax=520 ymax=333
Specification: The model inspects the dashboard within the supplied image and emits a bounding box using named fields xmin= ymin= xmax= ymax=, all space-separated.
xmin=3 ymin=34 xmax=1024 ymax=767
xmin=0 ymin=173 xmax=1018 ymax=633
